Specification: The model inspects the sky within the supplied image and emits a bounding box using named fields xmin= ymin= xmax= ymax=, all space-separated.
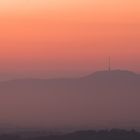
xmin=0 ymin=0 xmax=140 ymax=79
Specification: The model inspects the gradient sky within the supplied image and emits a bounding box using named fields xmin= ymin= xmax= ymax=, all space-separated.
xmin=0 ymin=0 xmax=140 ymax=79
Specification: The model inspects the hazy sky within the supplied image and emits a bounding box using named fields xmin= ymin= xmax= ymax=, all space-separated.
xmin=0 ymin=0 xmax=140 ymax=78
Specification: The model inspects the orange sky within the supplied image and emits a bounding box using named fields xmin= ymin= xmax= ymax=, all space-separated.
xmin=0 ymin=0 xmax=140 ymax=78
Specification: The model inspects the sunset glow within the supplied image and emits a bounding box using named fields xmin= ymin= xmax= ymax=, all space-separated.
xmin=0 ymin=0 xmax=140 ymax=78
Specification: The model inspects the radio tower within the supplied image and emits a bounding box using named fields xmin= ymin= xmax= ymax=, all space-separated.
xmin=108 ymin=56 xmax=111 ymax=72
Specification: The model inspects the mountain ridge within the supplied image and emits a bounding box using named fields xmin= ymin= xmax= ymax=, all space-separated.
xmin=0 ymin=69 xmax=139 ymax=128
xmin=1 ymin=69 xmax=139 ymax=82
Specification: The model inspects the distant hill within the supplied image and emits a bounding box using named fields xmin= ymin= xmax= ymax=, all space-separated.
xmin=0 ymin=70 xmax=140 ymax=129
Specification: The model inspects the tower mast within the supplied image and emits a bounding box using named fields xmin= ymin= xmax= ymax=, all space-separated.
xmin=108 ymin=56 xmax=111 ymax=71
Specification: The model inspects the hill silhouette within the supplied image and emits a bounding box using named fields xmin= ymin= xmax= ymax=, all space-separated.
xmin=0 ymin=129 xmax=140 ymax=140
xmin=0 ymin=70 xmax=140 ymax=129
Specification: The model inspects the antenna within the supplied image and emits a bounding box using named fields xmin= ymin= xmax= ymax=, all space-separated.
xmin=108 ymin=56 xmax=111 ymax=71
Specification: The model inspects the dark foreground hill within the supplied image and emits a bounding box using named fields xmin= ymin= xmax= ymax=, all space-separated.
xmin=1 ymin=129 xmax=140 ymax=140
xmin=0 ymin=70 xmax=140 ymax=128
